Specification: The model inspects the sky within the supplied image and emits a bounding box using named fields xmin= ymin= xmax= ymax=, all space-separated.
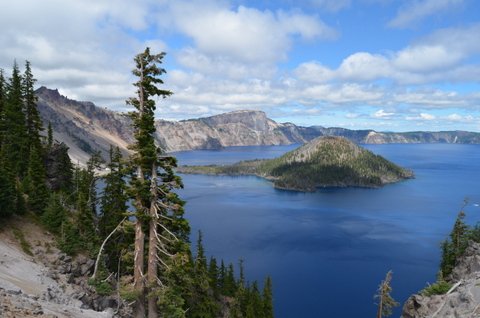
xmin=1 ymin=0 xmax=479 ymax=131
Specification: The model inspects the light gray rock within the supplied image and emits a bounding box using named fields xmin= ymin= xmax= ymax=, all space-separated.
xmin=402 ymin=241 xmax=480 ymax=317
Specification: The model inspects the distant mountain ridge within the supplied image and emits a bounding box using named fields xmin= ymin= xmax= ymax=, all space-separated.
xmin=36 ymin=86 xmax=480 ymax=164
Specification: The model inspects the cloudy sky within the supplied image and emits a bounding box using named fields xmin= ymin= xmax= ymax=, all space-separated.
xmin=1 ymin=0 xmax=479 ymax=131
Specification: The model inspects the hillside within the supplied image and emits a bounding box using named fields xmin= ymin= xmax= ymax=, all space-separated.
xmin=0 ymin=217 xmax=115 ymax=317
xmin=36 ymin=87 xmax=480 ymax=164
xmin=178 ymin=136 xmax=413 ymax=191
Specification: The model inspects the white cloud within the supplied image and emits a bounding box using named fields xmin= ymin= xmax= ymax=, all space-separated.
xmin=388 ymin=0 xmax=464 ymax=29
xmin=372 ymin=109 xmax=395 ymax=118
xmin=338 ymin=52 xmax=391 ymax=81
xmin=161 ymin=1 xmax=336 ymax=63
xmin=405 ymin=112 xmax=436 ymax=120
xmin=293 ymin=61 xmax=335 ymax=83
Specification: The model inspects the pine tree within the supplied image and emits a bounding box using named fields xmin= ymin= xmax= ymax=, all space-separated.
xmin=208 ymin=257 xmax=219 ymax=298
xmin=262 ymin=276 xmax=274 ymax=318
xmin=45 ymin=142 xmax=73 ymax=193
xmin=0 ymin=69 xmax=5 ymax=147
xmin=99 ymin=145 xmax=128 ymax=271
xmin=189 ymin=231 xmax=218 ymax=317
xmin=2 ymin=61 xmax=28 ymax=179
xmin=127 ymin=47 xmax=191 ymax=318
xmin=0 ymin=162 xmax=15 ymax=217
xmin=25 ymin=145 xmax=48 ymax=214
xmin=41 ymin=193 xmax=67 ymax=234
xmin=375 ymin=270 xmax=399 ymax=318
xmin=440 ymin=201 xmax=470 ymax=278
xmin=23 ymin=61 xmax=43 ymax=152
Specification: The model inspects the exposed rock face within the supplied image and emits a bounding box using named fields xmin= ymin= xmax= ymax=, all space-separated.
xmin=36 ymin=86 xmax=134 ymax=165
xmin=402 ymin=242 xmax=480 ymax=317
xmin=36 ymin=86 xmax=480 ymax=165
xmin=155 ymin=110 xmax=308 ymax=152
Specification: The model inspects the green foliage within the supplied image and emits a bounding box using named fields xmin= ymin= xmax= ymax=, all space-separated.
xmin=26 ymin=146 xmax=49 ymax=214
xmin=119 ymin=276 xmax=142 ymax=302
xmin=440 ymin=204 xmax=469 ymax=278
xmin=263 ymin=276 xmax=274 ymax=318
xmin=375 ymin=270 xmax=399 ymax=318
xmin=0 ymin=164 xmax=15 ymax=217
xmin=421 ymin=280 xmax=452 ymax=296
xmin=41 ymin=193 xmax=67 ymax=234
xmin=99 ymin=146 xmax=128 ymax=271
xmin=58 ymin=220 xmax=80 ymax=255
xmin=12 ymin=227 xmax=33 ymax=256
xmin=88 ymin=260 xmax=114 ymax=296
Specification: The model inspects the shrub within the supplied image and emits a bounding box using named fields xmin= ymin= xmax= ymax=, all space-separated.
xmin=421 ymin=281 xmax=452 ymax=296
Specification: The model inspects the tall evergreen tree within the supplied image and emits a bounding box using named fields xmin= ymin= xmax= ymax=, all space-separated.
xmin=23 ymin=60 xmax=43 ymax=152
xmin=0 ymin=69 xmax=5 ymax=147
xmin=127 ymin=47 xmax=189 ymax=318
xmin=2 ymin=61 xmax=28 ymax=179
xmin=262 ymin=276 xmax=274 ymax=318
xmin=45 ymin=142 xmax=73 ymax=193
xmin=189 ymin=231 xmax=218 ymax=317
xmin=99 ymin=145 xmax=128 ymax=271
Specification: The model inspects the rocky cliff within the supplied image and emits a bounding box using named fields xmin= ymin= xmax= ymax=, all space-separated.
xmin=36 ymin=87 xmax=134 ymax=165
xmin=402 ymin=241 xmax=480 ymax=317
xmin=36 ymin=87 xmax=480 ymax=164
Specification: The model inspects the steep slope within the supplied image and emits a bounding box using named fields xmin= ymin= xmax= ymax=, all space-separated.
xmin=36 ymin=86 xmax=480 ymax=165
xmin=154 ymin=110 xmax=309 ymax=151
xmin=179 ymin=136 xmax=413 ymax=191
xmin=0 ymin=217 xmax=114 ymax=317
xmin=36 ymin=87 xmax=134 ymax=164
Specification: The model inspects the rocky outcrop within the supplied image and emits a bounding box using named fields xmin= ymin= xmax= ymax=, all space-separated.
xmin=402 ymin=242 xmax=480 ymax=317
xmin=0 ymin=217 xmax=121 ymax=317
xmin=154 ymin=110 xmax=308 ymax=152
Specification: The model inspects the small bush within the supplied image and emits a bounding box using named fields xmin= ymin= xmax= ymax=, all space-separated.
xmin=88 ymin=278 xmax=114 ymax=296
xmin=421 ymin=281 xmax=452 ymax=296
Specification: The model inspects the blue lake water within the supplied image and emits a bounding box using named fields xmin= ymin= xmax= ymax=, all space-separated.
xmin=174 ymin=144 xmax=480 ymax=318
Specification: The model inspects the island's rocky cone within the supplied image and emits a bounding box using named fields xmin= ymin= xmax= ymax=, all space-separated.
xmin=179 ymin=136 xmax=413 ymax=191
xmin=36 ymin=86 xmax=480 ymax=165
xmin=402 ymin=241 xmax=480 ymax=317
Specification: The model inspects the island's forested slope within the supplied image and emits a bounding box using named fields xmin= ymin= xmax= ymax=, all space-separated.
xmin=179 ymin=136 xmax=413 ymax=191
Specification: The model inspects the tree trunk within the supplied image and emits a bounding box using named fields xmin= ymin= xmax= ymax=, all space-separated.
xmin=134 ymin=219 xmax=145 ymax=318
xmin=376 ymin=288 xmax=383 ymax=318
xmin=134 ymin=166 xmax=146 ymax=318
xmin=147 ymin=164 xmax=159 ymax=318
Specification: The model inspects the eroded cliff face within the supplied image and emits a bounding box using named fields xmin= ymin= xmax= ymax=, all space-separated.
xmin=36 ymin=86 xmax=480 ymax=165
xmin=155 ymin=110 xmax=307 ymax=152
xmin=402 ymin=242 xmax=480 ymax=318
xmin=36 ymin=87 xmax=134 ymax=164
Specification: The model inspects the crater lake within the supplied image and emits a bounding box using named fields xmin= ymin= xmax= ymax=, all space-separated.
xmin=175 ymin=144 xmax=480 ymax=318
